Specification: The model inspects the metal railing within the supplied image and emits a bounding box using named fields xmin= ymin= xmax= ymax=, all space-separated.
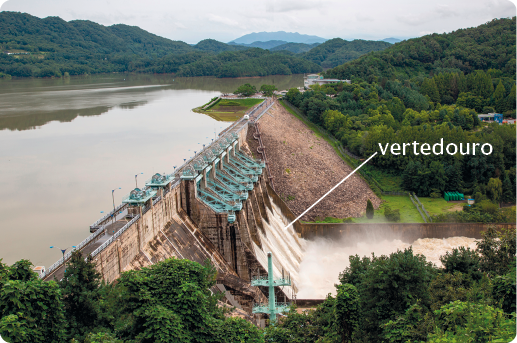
xmin=382 ymin=191 xmax=410 ymax=196
xmin=409 ymin=193 xmax=427 ymax=223
xmin=90 ymin=203 xmax=126 ymax=230
xmin=412 ymin=194 xmax=432 ymax=222
xmin=90 ymin=215 xmax=141 ymax=259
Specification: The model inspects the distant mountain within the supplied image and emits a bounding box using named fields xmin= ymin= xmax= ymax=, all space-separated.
xmin=270 ymin=42 xmax=320 ymax=54
xmin=230 ymin=31 xmax=327 ymax=44
xmin=194 ymin=39 xmax=248 ymax=53
xmin=301 ymin=38 xmax=392 ymax=68
xmin=229 ymin=40 xmax=289 ymax=49
xmin=382 ymin=38 xmax=402 ymax=44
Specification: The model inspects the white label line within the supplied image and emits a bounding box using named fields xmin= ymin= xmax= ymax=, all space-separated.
xmin=283 ymin=152 xmax=378 ymax=230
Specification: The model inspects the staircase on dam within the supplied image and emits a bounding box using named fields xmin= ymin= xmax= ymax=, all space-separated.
xmin=40 ymin=98 xmax=305 ymax=322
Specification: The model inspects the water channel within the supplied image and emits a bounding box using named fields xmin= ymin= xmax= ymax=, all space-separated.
xmin=0 ymin=73 xmax=303 ymax=267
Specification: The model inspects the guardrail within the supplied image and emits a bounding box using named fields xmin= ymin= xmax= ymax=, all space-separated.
xmin=382 ymin=191 xmax=410 ymax=196
xmin=412 ymin=194 xmax=432 ymax=222
xmin=90 ymin=203 xmax=126 ymax=230
xmin=409 ymin=193 xmax=427 ymax=223
xmin=90 ymin=215 xmax=141 ymax=259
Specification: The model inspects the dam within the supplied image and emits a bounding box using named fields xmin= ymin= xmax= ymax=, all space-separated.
xmin=38 ymin=96 xmax=514 ymax=322
xmin=40 ymin=97 xmax=304 ymax=321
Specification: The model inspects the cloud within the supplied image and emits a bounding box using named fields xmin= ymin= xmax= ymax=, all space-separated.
xmin=206 ymin=14 xmax=239 ymax=27
xmin=0 ymin=0 xmax=515 ymax=44
xmin=266 ymin=0 xmax=323 ymax=13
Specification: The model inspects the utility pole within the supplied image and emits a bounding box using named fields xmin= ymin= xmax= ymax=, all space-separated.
xmin=251 ymin=252 xmax=291 ymax=324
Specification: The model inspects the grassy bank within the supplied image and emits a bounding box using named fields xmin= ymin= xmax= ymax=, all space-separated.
xmin=194 ymin=98 xmax=264 ymax=121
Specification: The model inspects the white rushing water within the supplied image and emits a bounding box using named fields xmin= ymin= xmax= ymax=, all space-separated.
xmin=296 ymin=236 xmax=479 ymax=298
xmin=252 ymin=199 xmax=306 ymax=297
xmin=253 ymin=195 xmax=479 ymax=299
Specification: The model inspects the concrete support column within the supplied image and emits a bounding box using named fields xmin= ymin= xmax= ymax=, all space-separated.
xmin=116 ymin=240 xmax=122 ymax=276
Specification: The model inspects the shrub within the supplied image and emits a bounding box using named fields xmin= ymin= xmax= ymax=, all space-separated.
xmin=340 ymin=248 xmax=436 ymax=340
xmin=428 ymin=272 xmax=473 ymax=311
xmin=492 ymin=258 xmax=516 ymax=314
xmin=428 ymin=301 xmax=516 ymax=343
xmin=366 ymin=199 xmax=374 ymax=219
xmin=384 ymin=205 xmax=401 ymax=222
xmin=439 ymin=246 xmax=482 ymax=280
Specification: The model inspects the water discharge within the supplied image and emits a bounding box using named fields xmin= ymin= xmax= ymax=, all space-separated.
xmin=252 ymin=196 xmax=479 ymax=299
xmin=252 ymin=198 xmax=306 ymax=297
xmin=297 ymin=236 xmax=478 ymax=298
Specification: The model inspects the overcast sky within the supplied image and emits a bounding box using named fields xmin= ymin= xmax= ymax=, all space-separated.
xmin=0 ymin=0 xmax=515 ymax=43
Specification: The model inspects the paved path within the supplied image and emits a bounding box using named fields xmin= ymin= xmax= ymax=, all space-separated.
xmin=44 ymin=217 xmax=129 ymax=281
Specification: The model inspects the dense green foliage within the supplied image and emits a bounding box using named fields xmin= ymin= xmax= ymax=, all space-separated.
xmin=234 ymin=83 xmax=257 ymax=97
xmin=301 ymin=38 xmax=392 ymax=68
xmin=325 ymin=17 xmax=516 ymax=81
xmin=270 ymin=42 xmax=320 ymax=54
xmin=194 ymin=39 xmax=248 ymax=53
xmin=0 ymin=257 xmax=263 ymax=343
xmin=283 ymin=18 xmax=516 ymax=215
xmin=0 ymin=12 xmax=321 ymax=78
xmin=259 ymin=84 xmax=277 ymax=96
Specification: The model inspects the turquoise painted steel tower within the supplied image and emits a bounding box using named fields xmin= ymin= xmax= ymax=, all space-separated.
xmin=251 ymin=252 xmax=291 ymax=323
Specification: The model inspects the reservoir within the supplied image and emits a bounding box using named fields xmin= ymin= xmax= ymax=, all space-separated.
xmin=0 ymin=73 xmax=303 ymax=267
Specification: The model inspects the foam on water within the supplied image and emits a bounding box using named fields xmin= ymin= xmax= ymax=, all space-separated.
xmin=296 ymin=236 xmax=479 ymax=298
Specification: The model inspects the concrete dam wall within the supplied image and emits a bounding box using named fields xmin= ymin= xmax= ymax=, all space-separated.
xmin=42 ymin=99 xmax=304 ymax=317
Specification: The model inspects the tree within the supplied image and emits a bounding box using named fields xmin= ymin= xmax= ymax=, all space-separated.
xmin=428 ymin=301 xmax=516 ymax=343
xmin=493 ymin=80 xmax=507 ymax=113
xmin=233 ymin=83 xmax=257 ymax=97
xmin=420 ymin=78 xmax=440 ymax=103
xmin=0 ymin=261 xmax=67 ymax=343
xmin=365 ymin=199 xmax=374 ymax=219
xmin=512 ymin=176 xmax=517 ymax=203
xmin=501 ymin=172 xmax=514 ymax=203
xmin=439 ymin=247 xmax=482 ymax=280
xmin=285 ymin=88 xmax=301 ymax=105
xmin=334 ymin=284 xmax=360 ymax=342
xmin=381 ymin=302 xmax=433 ymax=343
xmin=492 ymin=261 xmax=517 ymax=314
xmin=259 ymin=84 xmax=277 ymax=97
xmin=476 ymin=226 xmax=516 ymax=277
xmin=486 ymin=177 xmax=502 ymax=202
xmin=60 ymin=250 xmax=102 ymax=340
xmin=506 ymin=84 xmax=516 ymax=112
xmin=340 ymin=248 xmax=436 ymax=340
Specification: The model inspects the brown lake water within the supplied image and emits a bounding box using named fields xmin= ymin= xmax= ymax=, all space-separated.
xmin=0 ymin=73 xmax=303 ymax=268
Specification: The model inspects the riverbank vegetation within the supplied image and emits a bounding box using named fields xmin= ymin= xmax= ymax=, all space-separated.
xmin=283 ymin=17 xmax=516 ymax=223
xmin=1 ymin=227 xmax=514 ymax=342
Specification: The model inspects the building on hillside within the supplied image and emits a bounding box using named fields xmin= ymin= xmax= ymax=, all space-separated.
xmin=304 ymin=74 xmax=351 ymax=88
xmin=478 ymin=113 xmax=503 ymax=124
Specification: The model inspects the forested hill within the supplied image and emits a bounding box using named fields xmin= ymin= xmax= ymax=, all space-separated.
xmin=0 ymin=12 xmax=321 ymax=78
xmin=302 ymin=38 xmax=392 ymax=68
xmin=0 ymin=12 xmax=195 ymax=56
xmin=325 ymin=17 xmax=516 ymax=80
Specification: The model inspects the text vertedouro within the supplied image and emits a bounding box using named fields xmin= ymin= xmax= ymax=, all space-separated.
xmin=378 ymin=139 xmax=492 ymax=156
